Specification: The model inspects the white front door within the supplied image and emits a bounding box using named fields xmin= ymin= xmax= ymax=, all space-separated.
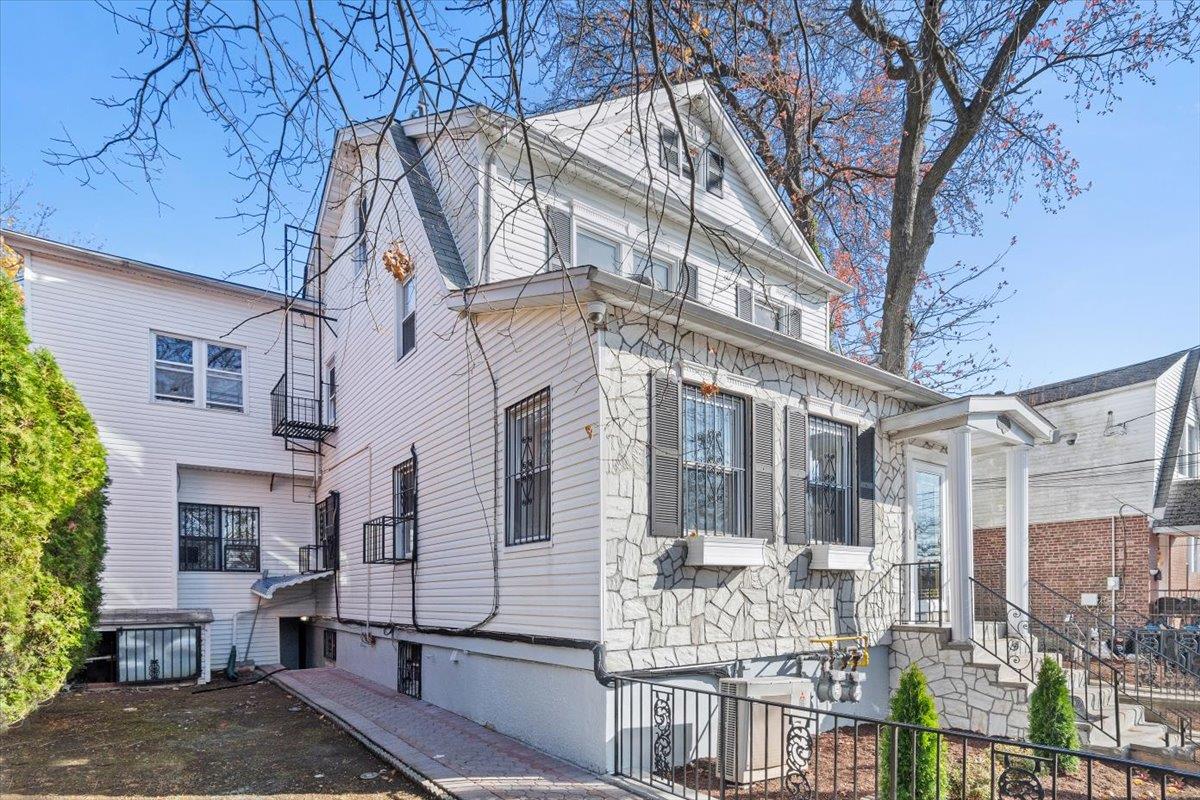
xmin=907 ymin=459 xmax=947 ymax=624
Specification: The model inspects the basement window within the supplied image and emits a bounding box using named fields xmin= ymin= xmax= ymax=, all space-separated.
xmin=323 ymin=629 xmax=337 ymax=662
xmin=398 ymin=641 xmax=422 ymax=698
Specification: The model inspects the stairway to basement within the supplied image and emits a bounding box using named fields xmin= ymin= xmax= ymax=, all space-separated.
xmin=890 ymin=621 xmax=1197 ymax=769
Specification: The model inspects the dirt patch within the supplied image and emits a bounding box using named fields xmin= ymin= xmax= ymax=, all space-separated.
xmin=1 ymin=675 xmax=430 ymax=799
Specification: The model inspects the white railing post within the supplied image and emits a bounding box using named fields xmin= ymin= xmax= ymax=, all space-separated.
xmin=947 ymin=426 xmax=974 ymax=642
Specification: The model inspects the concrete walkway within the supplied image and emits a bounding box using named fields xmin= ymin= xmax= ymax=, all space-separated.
xmin=272 ymin=667 xmax=641 ymax=800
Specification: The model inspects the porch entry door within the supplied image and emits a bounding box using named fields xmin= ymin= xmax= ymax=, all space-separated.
xmin=909 ymin=461 xmax=947 ymax=624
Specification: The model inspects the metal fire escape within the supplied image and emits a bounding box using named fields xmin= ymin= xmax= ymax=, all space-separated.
xmin=270 ymin=224 xmax=337 ymax=502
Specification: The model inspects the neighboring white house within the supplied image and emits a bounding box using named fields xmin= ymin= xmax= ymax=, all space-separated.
xmin=14 ymin=82 xmax=1194 ymax=778
xmin=9 ymin=232 xmax=317 ymax=683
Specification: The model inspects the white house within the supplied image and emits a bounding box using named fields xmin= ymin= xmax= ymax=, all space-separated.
xmin=11 ymin=82 xmax=1194 ymax=780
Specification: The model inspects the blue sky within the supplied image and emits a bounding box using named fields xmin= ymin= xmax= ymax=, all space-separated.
xmin=2 ymin=1 xmax=1197 ymax=390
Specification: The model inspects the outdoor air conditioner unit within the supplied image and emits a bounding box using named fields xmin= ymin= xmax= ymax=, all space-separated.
xmin=718 ymin=676 xmax=814 ymax=785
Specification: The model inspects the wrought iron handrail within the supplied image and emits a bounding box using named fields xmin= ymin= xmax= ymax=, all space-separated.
xmin=852 ymin=560 xmax=943 ymax=627
xmin=1030 ymin=575 xmax=1199 ymax=753
xmin=970 ymin=577 xmax=1124 ymax=747
xmin=611 ymin=674 xmax=1199 ymax=799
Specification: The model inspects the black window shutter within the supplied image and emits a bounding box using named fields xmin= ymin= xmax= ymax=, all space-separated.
xmin=649 ymin=375 xmax=682 ymax=537
xmin=546 ymin=208 xmax=572 ymax=271
xmin=684 ymin=263 xmax=699 ymax=300
xmin=857 ymin=426 xmax=876 ymax=548
xmin=750 ymin=401 xmax=775 ymax=540
xmin=736 ymin=285 xmax=753 ymax=321
xmin=785 ymin=408 xmax=808 ymax=544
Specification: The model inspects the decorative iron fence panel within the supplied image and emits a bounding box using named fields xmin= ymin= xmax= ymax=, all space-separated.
xmin=612 ymin=676 xmax=1200 ymax=799
xmin=116 ymin=626 xmax=201 ymax=684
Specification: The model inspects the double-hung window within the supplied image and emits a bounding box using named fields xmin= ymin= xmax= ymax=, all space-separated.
xmin=324 ymin=363 xmax=338 ymax=424
xmin=505 ymin=388 xmax=551 ymax=545
xmin=154 ymin=333 xmax=243 ymax=411
xmin=178 ymin=503 xmax=260 ymax=572
xmin=154 ymin=335 xmax=195 ymax=403
xmin=633 ymin=251 xmax=673 ymax=289
xmin=705 ymin=149 xmax=725 ymax=195
xmin=1179 ymin=414 xmax=1198 ymax=478
xmin=577 ymin=230 xmax=621 ymax=273
xmin=807 ymin=417 xmax=855 ymax=544
xmin=753 ymin=299 xmax=781 ymax=332
xmin=354 ymin=196 xmax=368 ymax=273
xmin=205 ymin=345 xmax=243 ymax=411
xmin=681 ymin=385 xmax=746 ymax=536
xmin=397 ymin=273 xmax=416 ymax=359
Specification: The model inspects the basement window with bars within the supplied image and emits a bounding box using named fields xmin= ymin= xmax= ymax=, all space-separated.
xmin=505 ymin=388 xmax=551 ymax=545
xmin=682 ymin=385 xmax=746 ymax=536
xmin=323 ymin=629 xmax=337 ymax=661
xmin=398 ymin=641 xmax=422 ymax=698
xmin=178 ymin=503 xmax=260 ymax=571
xmin=807 ymin=417 xmax=855 ymax=544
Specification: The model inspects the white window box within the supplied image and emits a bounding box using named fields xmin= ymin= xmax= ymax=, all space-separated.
xmin=808 ymin=544 xmax=872 ymax=572
xmin=683 ymin=535 xmax=767 ymax=568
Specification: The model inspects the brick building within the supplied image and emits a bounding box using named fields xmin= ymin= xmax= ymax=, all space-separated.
xmin=973 ymin=347 xmax=1199 ymax=628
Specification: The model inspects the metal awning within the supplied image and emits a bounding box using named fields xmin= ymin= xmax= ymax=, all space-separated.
xmin=251 ymin=571 xmax=332 ymax=599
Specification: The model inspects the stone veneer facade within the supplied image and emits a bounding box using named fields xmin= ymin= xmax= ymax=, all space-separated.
xmin=889 ymin=627 xmax=1030 ymax=739
xmin=598 ymin=309 xmax=913 ymax=673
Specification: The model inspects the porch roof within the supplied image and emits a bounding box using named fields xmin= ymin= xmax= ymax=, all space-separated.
xmin=251 ymin=571 xmax=332 ymax=599
xmin=879 ymin=394 xmax=1056 ymax=449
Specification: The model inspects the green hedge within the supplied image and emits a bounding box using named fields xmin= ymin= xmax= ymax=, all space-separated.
xmin=1029 ymin=656 xmax=1080 ymax=772
xmin=880 ymin=665 xmax=947 ymax=800
xmin=1 ymin=258 xmax=108 ymax=726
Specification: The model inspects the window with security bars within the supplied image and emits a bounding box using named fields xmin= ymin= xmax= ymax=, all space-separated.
xmin=178 ymin=503 xmax=260 ymax=571
xmin=682 ymin=385 xmax=746 ymax=536
xmin=505 ymin=388 xmax=551 ymax=545
xmin=323 ymin=629 xmax=337 ymax=662
xmin=393 ymin=458 xmax=417 ymax=559
xmin=807 ymin=417 xmax=855 ymax=544
xmin=398 ymin=641 xmax=422 ymax=698
xmin=315 ymin=492 xmax=339 ymax=569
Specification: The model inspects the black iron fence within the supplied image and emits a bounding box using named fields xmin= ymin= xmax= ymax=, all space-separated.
xmin=270 ymin=373 xmax=335 ymax=441
xmin=611 ymin=675 xmax=1200 ymax=799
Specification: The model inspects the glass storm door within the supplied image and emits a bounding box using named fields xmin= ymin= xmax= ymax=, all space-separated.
xmin=910 ymin=463 xmax=947 ymax=623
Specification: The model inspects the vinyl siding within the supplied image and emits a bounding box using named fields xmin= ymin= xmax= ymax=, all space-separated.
xmin=20 ymin=249 xmax=306 ymax=611
xmin=312 ymin=131 xmax=603 ymax=640
xmin=973 ymin=382 xmax=1158 ymax=528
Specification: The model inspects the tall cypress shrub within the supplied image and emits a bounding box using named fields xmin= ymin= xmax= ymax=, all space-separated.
xmin=880 ymin=665 xmax=946 ymax=800
xmin=1028 ymin=656 xmax=1080 ymax=772
xmin=1 ymin=243 xmax=108 ymax=726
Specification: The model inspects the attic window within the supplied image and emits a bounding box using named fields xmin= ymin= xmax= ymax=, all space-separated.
xmin=706 ymin=149 xmax=725 ymax=196
xmin=658 ymin=126 xmax=694 ymax=180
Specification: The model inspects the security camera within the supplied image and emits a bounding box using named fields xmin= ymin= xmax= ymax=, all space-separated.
xmin=585 ymin=301 xmax=608 ymax=328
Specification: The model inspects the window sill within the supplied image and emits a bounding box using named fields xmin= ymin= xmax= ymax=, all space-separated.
xmin=683 ymin=535 xmax=766 ymax=568
xmin=807 ymin=543 xmax=872 ymax=572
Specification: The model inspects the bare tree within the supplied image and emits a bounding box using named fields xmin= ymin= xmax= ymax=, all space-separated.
xmin=1 ymin=171 xmax=56 ymax=237
xmin=553 ymin=0 xmax=1199 ymax=387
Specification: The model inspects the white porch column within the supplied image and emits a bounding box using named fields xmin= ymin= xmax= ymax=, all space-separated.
xmin=946 ymin=426 xmax=974 ymax=642
xmin=1005 ymin=446 xmax=1031 ymax=615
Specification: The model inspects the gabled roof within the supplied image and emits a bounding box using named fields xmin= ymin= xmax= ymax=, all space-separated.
xmin=389 ymin=128 xmax=471 ymax=289
xmin=1160 ymin=478 xmax=1200 ymax=531
xmin=1019 ymin=349 xmax=1193 ymax=406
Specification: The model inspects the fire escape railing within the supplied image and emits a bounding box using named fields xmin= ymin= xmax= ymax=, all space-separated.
xmin=270 ymin=374 xmax=336 ymax=441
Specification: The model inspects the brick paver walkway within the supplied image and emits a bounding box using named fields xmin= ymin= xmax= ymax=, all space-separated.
xmin=273 ymin=667 xmax=640 ymax=800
